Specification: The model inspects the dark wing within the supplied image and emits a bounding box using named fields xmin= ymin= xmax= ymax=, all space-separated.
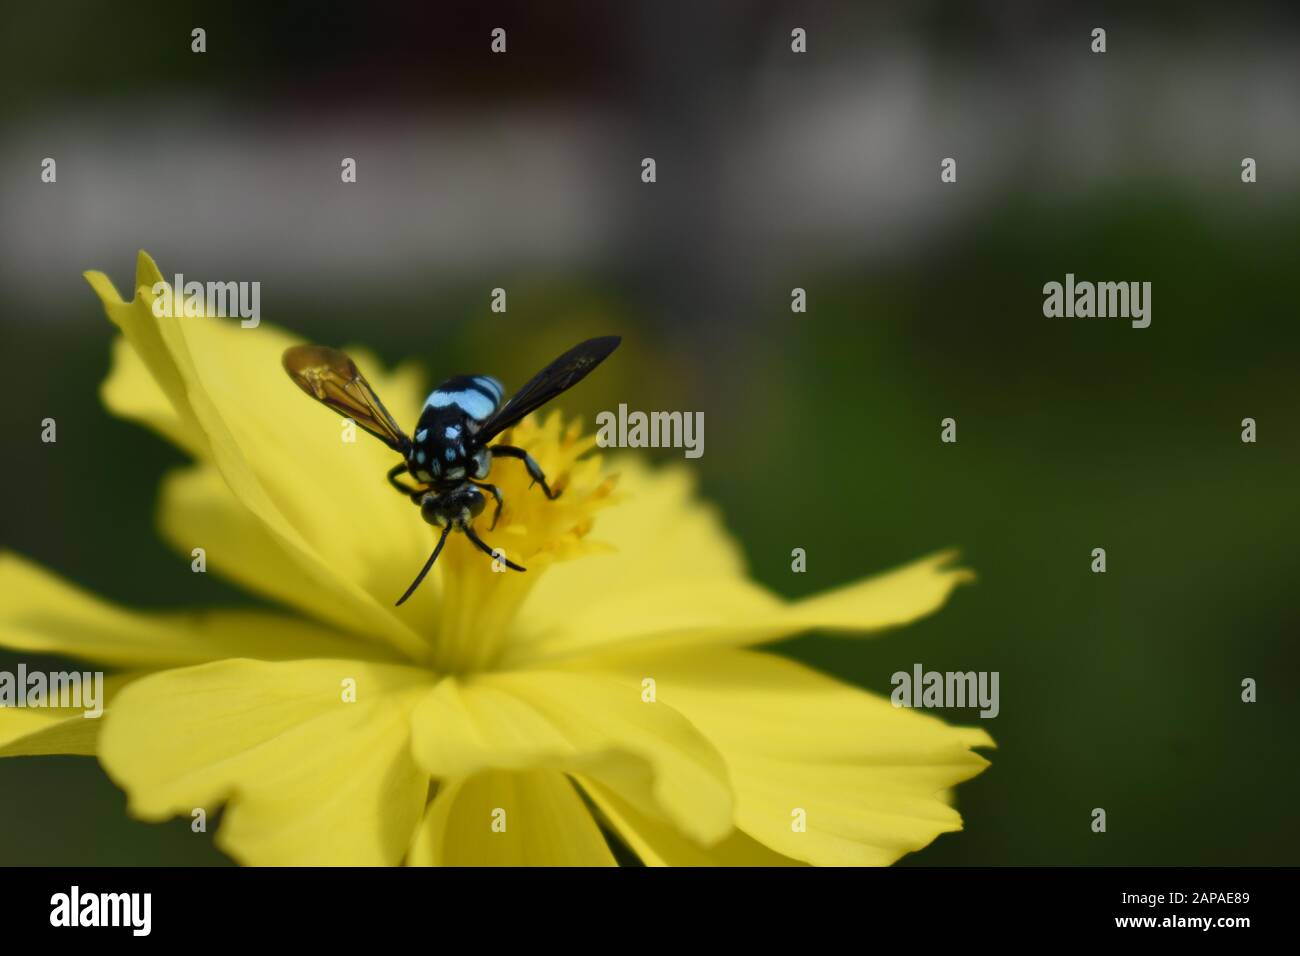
xmin=476 ymin=336 xmax=621 ymax=443
xmin=282 ymin=344 xmax=410 ymax=452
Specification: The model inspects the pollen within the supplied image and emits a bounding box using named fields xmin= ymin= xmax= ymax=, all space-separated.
xmin=426 ymin=412 xmax=618 ymax=673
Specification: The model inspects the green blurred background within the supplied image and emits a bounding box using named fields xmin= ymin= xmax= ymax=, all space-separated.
xmin=2 ymin=0 xmax=1297 ymax=865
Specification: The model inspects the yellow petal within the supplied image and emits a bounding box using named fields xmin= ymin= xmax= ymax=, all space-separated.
xmin=579 ymin=778 xmax=802 ymax=866
xmin=0 ymin=711 xmax=99 ymax=757
xmin=0 ymin=673 xmax=136 ymax=757
xmin=86 ymin=254 xmax=432 ymax=660
xmin=507 ymin=465 xmax=970 ymax=665
xmin=102 ymin=334 xmax=205 ymax=457
xmin=409 ymin=770 xmax=616 ymax=866
xmin=86 ymin=256 xmax=203 ymax=451
xmin=156 ymin=464 xmax=440 ymax=646
xmin=410 ymin=669 xmax=734 ymax=846
xmin=0 ymin=552 xmax=399 ymax=669
xmin=776 ymin=549 xmax=975 ymax=636
xmin=99 ymin=658 xmax=434 ymax=865
xmin=577 ymin=648 xmax=993 ymax=866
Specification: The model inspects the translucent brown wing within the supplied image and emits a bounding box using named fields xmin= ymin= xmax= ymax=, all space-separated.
xmin=282 ymin=344 xmax=410 ymax=452
xmin=476 ymin=336 xmax=621 ymax=443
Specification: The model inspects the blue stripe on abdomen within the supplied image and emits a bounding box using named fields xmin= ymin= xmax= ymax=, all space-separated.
xmin=425 ymin=388 xmax=496 ymax=421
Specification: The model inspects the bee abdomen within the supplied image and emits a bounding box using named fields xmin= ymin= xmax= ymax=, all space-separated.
xmin=423 ymin=375 xmax=503 ymax=422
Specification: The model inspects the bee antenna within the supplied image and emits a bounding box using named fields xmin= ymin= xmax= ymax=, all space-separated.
xmin=464 ymin=526 xmax=527 ymax=572
xmin=395 ymin=524 xmax=452 ymax=606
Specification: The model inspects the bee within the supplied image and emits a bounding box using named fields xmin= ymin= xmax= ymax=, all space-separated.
xmin=283 ymin=336 xmax=621 ymax=605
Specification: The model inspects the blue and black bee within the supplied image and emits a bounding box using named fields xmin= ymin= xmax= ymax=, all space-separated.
xmin=283 ymin=336 xmax=620 ymax=605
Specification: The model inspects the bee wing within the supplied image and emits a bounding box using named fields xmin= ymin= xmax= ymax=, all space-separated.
xmin=282 ymin=344 xmax=410 ymax=452
xmin=476 ymin=336 xmax=621 ymax=442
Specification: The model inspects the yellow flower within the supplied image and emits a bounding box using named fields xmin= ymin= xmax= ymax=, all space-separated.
xmin=0 ymin=252 xmax=992 ymax=866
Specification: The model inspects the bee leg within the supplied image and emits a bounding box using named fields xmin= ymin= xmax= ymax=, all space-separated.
xmin=472 ymin=481 xmax=505 ymax=530
xmin=387 ymin=462 xmax=425 ymax=498
xmin=463 ymin=524 xmax=527 ymax=572
xmin=489 ymin=445 xmax=560 ymax=500
xmin=395 ymin=524 xmax=452 ymax=606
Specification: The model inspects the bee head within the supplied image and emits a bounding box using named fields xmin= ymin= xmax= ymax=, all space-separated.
xmin=420 ymin=485 xmax=485 ymax=528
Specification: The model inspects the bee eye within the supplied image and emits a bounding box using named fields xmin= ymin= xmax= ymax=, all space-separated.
xmin=419 ymin=495 xmax=444 ymax=525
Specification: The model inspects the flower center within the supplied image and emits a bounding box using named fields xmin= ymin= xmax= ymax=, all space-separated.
xmin=423 ymin=413 xmax=616 ymax=674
